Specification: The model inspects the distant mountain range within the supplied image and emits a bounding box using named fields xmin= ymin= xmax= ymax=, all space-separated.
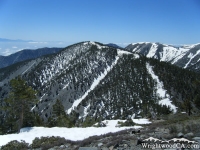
xmin=125 ymin=42 xmax=200 ymax=73
xmin=0 ymin=38 xmax=33 ymax=42
xmin=0 ymin=41 xmax=199 ymax=126
xmin=0 ymin=47 xmax=63 ymax=68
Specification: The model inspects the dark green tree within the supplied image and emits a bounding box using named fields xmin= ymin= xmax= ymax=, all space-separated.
xmin=2 ymin=76 xmax=38 ymax=133
xmin=47 ymin=99 xmax=73 ymax=127
xmin=182 ymin=99 xmax=192 ymax=116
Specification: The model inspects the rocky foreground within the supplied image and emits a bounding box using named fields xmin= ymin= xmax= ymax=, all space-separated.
xmin=1 ymin=113 xmax=200 ymax=150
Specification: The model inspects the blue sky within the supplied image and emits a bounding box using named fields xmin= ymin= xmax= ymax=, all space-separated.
xmin=0 ymin=0 xmax=200 ymax=55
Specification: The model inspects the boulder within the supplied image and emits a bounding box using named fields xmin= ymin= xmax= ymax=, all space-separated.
xmin=79 ymin=147 xmax=98 ymax=150
xmin=193 ymin=137 xmax=200 ymax=145
xmin=130 ymin=129 xmax=140 ymax=134
xmin=97 ymin=143 xmax=103 ymax=147
xmin=184 ymin=132 xmax=194 ymax=138
xmin=109 ymin=146 xmax=114 ymax=150
xmin=101 ymin=148 xmax=109 ymax=150
xmin=130 ymin=139 xmax=138 ymax=146
xmin=177 ymin=132 xmax=184 ymax=138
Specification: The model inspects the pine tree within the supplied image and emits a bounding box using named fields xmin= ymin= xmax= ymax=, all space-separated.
xmin=47 ymin=99 xmax=73 ymax=127
xmin=2 ymin=76 xmax=38 ymax=133
xmin=183 ymin=99 xmax=192 ymax=116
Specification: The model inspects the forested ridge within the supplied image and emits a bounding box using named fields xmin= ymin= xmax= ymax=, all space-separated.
xmin=0 ymin=42 xmax=200 ymax=133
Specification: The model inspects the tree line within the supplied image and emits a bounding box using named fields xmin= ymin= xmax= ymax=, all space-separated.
xmin=0 ymin=76 xmax=73 ymax=134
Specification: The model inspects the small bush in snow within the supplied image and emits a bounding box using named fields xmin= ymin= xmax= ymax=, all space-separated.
xmin=117 ymin=119 xmax=135 ymax=127
xmin=1 ymin=140 xmax=29 ymax=150
xmin=169 ymin=125 xmax=178 ymax=134
xmin=31 ymin=136 xmax=67 ymax=149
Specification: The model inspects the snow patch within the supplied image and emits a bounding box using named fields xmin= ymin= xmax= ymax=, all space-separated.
xmin=62 ymin=83 xmax=69 ymax=89
xmin=183 ymin=43 xmax=200 ymax=49
xmin=100 ymin=120 xmax=142 ymax=128
xmin=184 ymin=50 xmax=200 ymax=68
xmin=89 ymin=41 xmax=108 ymax=49
xmin=82 ymin=103 xmax=90 ymax=118
xmin=117 ymin=49 xmax=132 ymax=55
xmin=0 ymin=124 xmax=141 ymax=146
xmin=146 ymin=43 xmax=158 ymax=58
xmin=146 ymin=63 xmax=177 ymax=113
xmin=159 ymin=98 xmax=177 ymax=112
xmin=89 ymin=41 xmax=96 ymax=45
xmin=68 ymin=47 xmax=140 ymax=114
xmin=188 ymin=53 xmax=193 ymax=58
xmin=67 ymin=55 xmax=120 ymax=114
xmin=161 ymin=46 xmax=186 ymax=62
xmin=31 ymin=94 xmax=46 ymax=111
xmin=132 ymin=118 xmax=151 ymax=124
xmin=117 ymin=49 xmax=139 ymax=58
xmin=131 ymin=42 xmax=150 ymax=45
xmin=22 ymin=62 xmax=36 ymax=75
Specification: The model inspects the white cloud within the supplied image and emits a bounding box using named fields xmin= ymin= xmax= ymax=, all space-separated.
xmin=28 ymin=41 xmax=48 ymax=44
xmin=12 ymin=46 xmax=18 ymax=49
xmin=116 ymin=43 xmax=130 ymax=46
xmin=17 ymin=49 xmax=23 ymax=52
xmin=28 ymin=42 xmax=38 ymax=44
xmin=2 ymin=49 xmax=12 ymax=56
xmin=123 ymin=43 xmax=130 ymax=45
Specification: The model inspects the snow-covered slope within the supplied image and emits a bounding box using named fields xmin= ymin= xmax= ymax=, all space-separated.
xmin=68 ymin=49 xmax=138 ymax=115
xmin=126 ymin=42 xmax=200 ymax=73
xmin=0 ymin=121 xmax=142 ymax=146
xmin=146 ymin=63 xmax=177 ymax=113
xmin=1 ymin=41 xmax=199 ymax=127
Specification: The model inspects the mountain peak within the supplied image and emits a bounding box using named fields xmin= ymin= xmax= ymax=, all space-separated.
xmin=126 ymin=42 xmax=200 ymax=73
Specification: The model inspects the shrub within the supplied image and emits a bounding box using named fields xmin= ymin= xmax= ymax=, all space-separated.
xmin=185 ymin=123 xmax=200 ymax=133
xmin=169 ymin=125 xmax=177 ymax=134
xmin=1 ymin=140 xmax=29 ymax=150
xmin=118 ymin=119 xmax=135 ymax=127
xmin=31 ymin=136 xmax=67 ymax=150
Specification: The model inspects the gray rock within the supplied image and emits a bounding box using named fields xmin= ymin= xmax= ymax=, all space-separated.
xmin=140 ymin=134 xmax=148 ymax=139
xmin=97 ymin=143 xmax=103 ymax=147
xmin=48 ymin=148 xmax=56 ymax=150
xmin=193 ymin=137 xmax=200 ymax=145
xmin=194 ymin=132 xmax=200 ymax=137
xmin=177 ymin=132 xmax=184 ymax=138
xmin=101 ymin=148 xmax=109 ymax=150
xmin=184 ymin=132 xmax=194 ymax=138
xmin=109 ymin=146 xmax=114 ymax=150
xmin=193 ymin=137 xmax=200 ymax=140
xmin=123 ymin=143 xmax=129 ymax=148
xmin=130 ymin=129 xmax=140 ymax=134
xmin=130 ymin=139 xmax=138 ymax=146
xmin=79 ymin=147 xmax=98 ymax=150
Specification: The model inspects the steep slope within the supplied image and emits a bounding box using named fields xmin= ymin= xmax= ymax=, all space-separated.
xmin=0 ymin=41 xmax=200 ymax=126
xmin=0 ymin=47 xmax=62 ymax=68
xmin=125 ymin=42 xmax=200 ymax=73
xmin=105 ymin=43 xmax=123 ymax=49
xmin=0 ymin=42 xmax=118 ymax=120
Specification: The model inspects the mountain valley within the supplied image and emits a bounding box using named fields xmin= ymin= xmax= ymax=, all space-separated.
xmin=0 ymin=41 xmax=200 ymax=149
xmin=0 ymin=41 xmax=199 ymax=126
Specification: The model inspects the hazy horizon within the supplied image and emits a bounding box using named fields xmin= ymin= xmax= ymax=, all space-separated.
xmin=0 ymin=0 xmax=200 ymax=55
